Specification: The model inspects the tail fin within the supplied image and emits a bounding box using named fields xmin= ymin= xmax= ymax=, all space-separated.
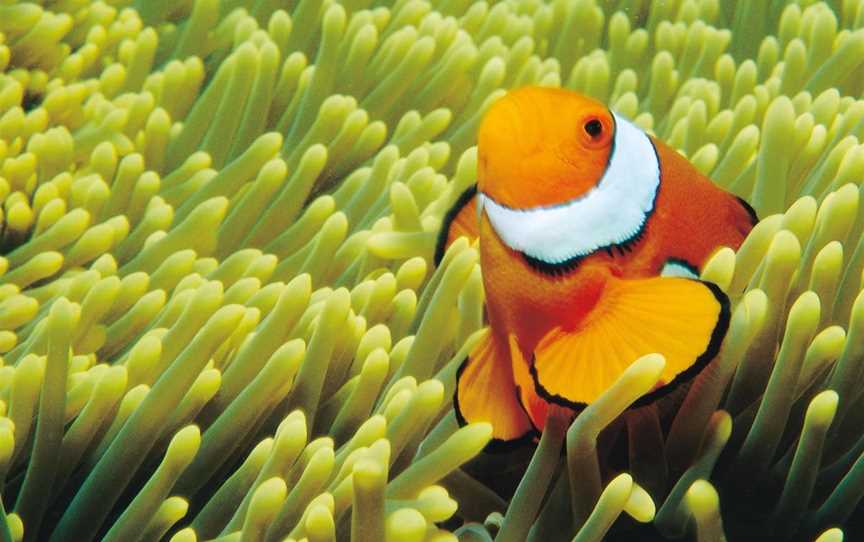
xmin=531 ymin=276 xmax=730 ymax=409
xmin=434 ymin=185 xmax=479 ymax=265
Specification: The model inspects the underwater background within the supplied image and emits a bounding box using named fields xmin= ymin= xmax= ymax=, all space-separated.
xmin=0 ymin=0 xmax=863 ymax=540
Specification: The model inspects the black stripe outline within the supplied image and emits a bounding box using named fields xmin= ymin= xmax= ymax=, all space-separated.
xmin=736 ymin=195 xmax=759 ymax=226
xmin=434 ymin=184 xmax=478 ymax=266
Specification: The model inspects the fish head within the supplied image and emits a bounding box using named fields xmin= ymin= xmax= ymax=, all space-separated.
xmin=477 ymin=86 xmax=615 ymax=210
xmin=475 ymin=86 xmax=661 ymax=267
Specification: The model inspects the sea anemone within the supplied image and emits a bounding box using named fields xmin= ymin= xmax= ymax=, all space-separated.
xmin=0 ymin=0 xmax=863 ymax=541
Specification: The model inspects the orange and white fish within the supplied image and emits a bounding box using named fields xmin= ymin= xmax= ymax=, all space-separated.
xmin=436 ymin=86 xmax=757 ymax=448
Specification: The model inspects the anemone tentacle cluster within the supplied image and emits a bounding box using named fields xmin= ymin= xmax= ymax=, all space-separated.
xmin=0 ymin=0 xmax=863 ymax=541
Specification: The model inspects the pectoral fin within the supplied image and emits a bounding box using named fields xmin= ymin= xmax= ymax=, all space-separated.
xmin=531 ymin=277 xmax=730 ymax=409
xmin=435 ymin=185 xmax=479 ymax=265
xmin=455 ymin=329 xmax=536 ymax=447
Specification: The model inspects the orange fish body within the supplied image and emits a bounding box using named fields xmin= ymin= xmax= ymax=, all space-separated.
xmin=439 ymin=87 xmax=756 ymax=446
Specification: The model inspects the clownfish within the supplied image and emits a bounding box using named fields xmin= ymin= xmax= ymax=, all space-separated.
xmin=436 ymin=86 xmax=757 ymax=448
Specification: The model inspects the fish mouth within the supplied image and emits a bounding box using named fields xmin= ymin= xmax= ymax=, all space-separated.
xmin=477 ymin=112 xmax=661 ymax=270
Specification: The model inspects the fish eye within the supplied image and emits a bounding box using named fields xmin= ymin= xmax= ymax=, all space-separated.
xmin=584 ymin=118 xmax=603 ymax=139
